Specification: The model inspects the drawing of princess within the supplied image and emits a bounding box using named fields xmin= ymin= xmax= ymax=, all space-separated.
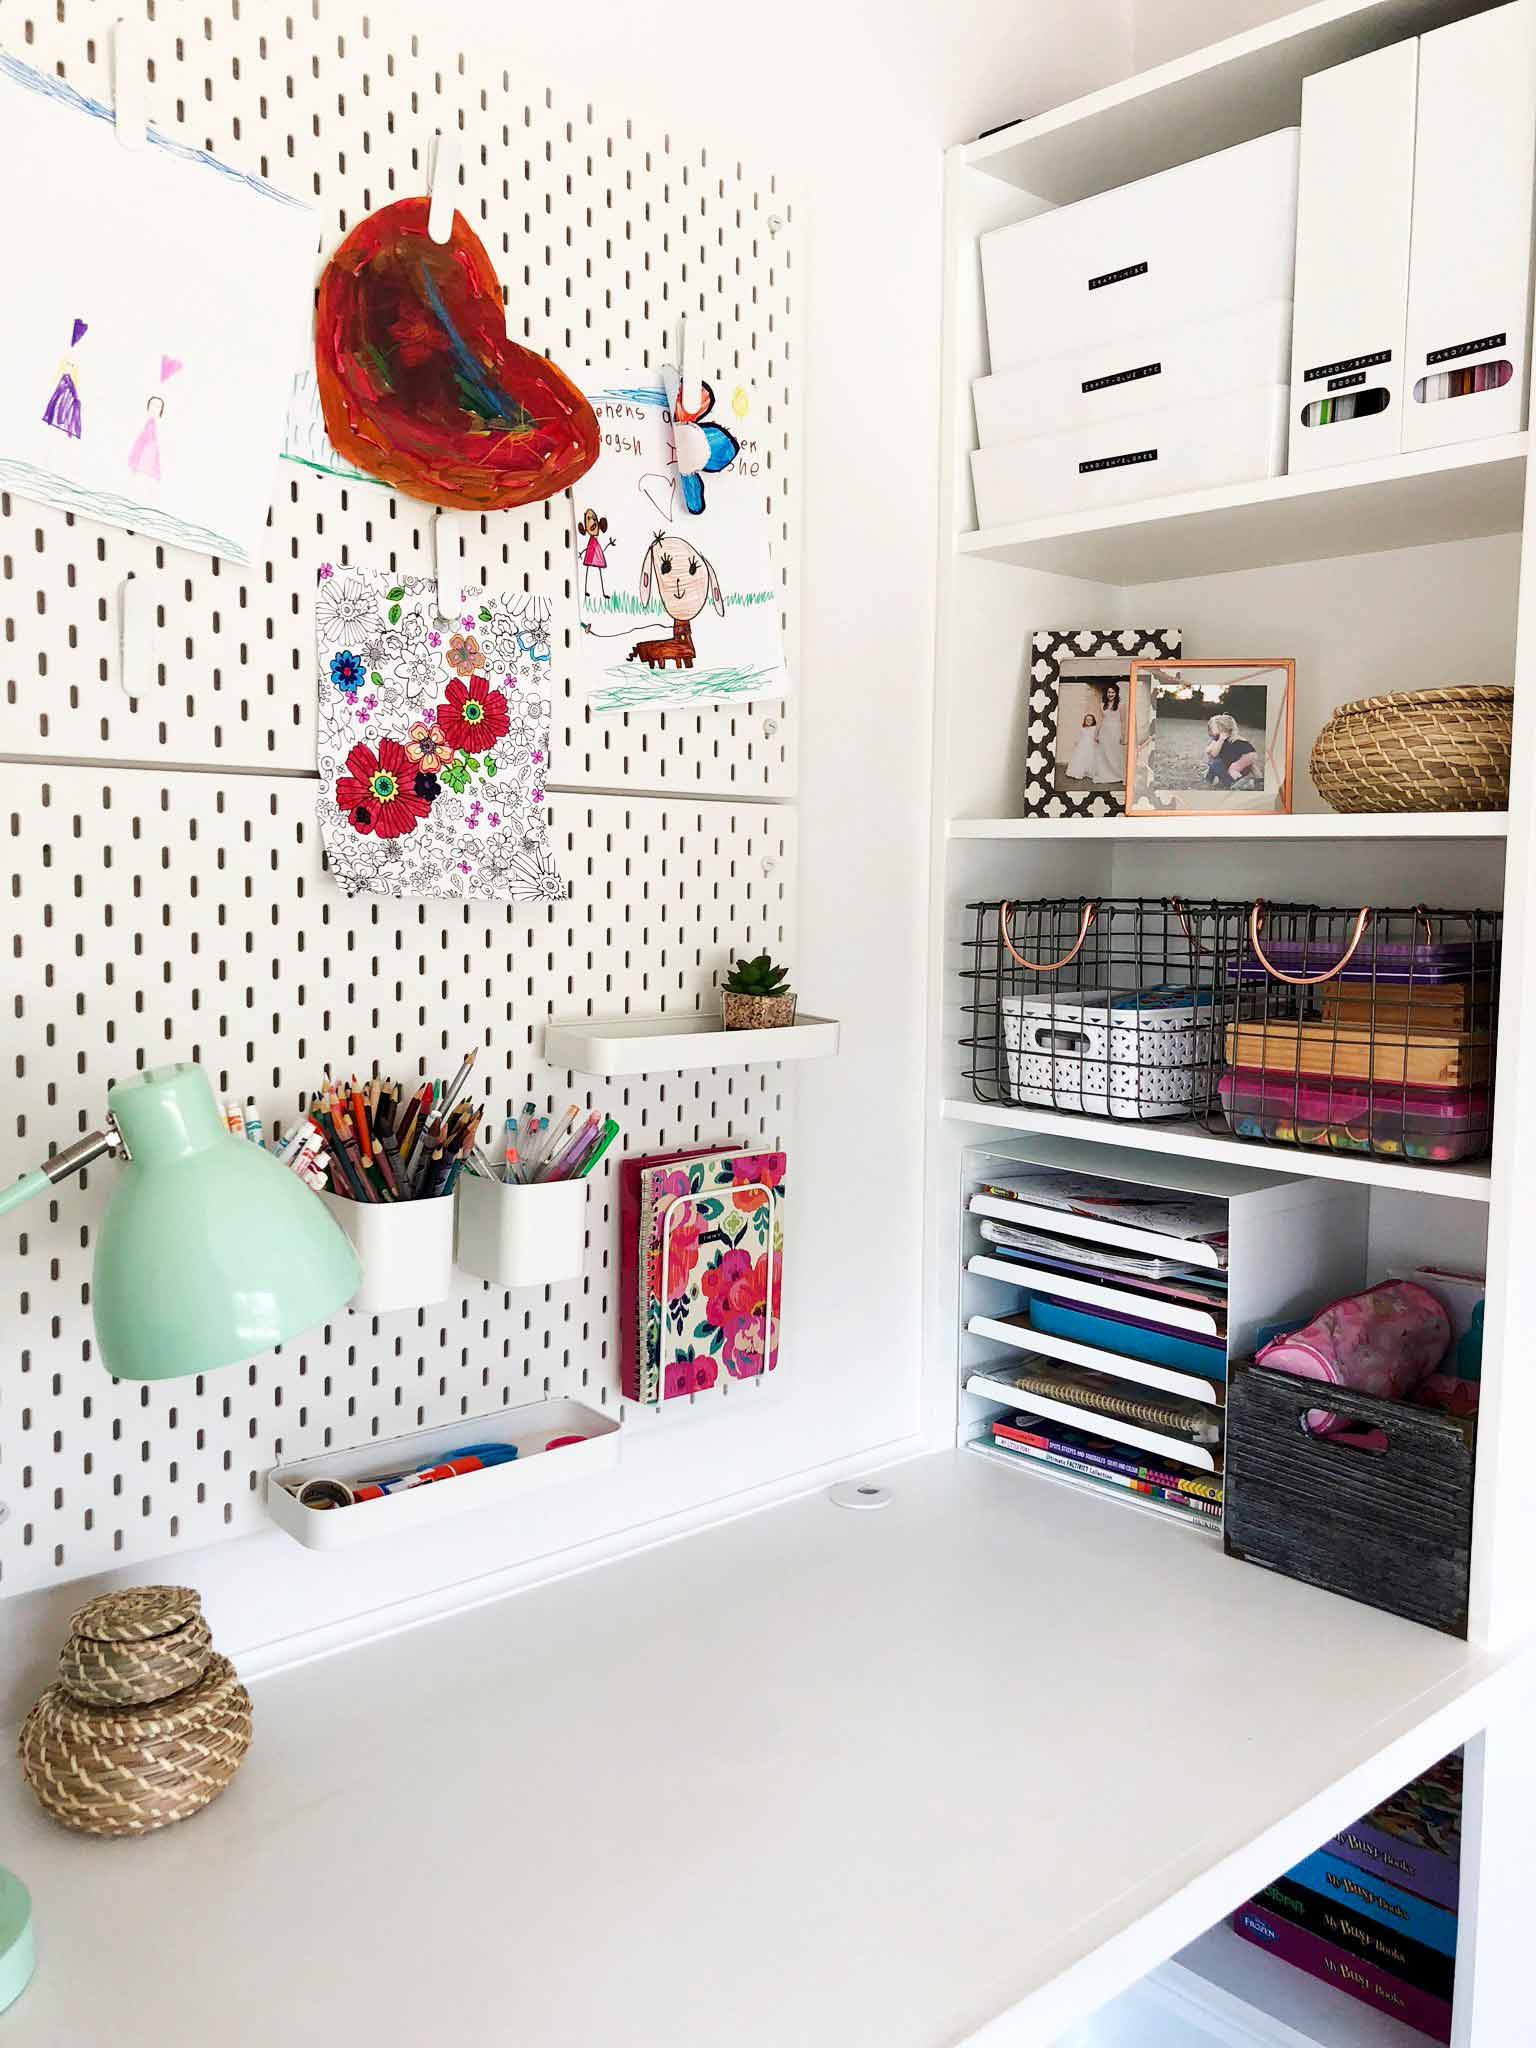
xmin=127 ymin=395 xmax=166 ymax=480
xmin=126 ymin=358 xmax=182 ymax=483
xmin=42 ymin=319 xmax=88 ymax=438
xmin=579 ymin=507 xmax=612 ymax=600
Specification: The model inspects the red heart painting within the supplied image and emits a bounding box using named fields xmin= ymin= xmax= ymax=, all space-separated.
xmin=315 ymin=197 xmax=599 ymax=511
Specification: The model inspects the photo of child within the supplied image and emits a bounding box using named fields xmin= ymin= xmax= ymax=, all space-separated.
xmin=1146 ymin=681 xmax=1268 ymax=793
xmin=1053 ymin=675 xmax=1129 ymax=793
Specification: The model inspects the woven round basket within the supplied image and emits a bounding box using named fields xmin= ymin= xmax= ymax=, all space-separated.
xmin=19 ymin=1652 xmax=252 ymax=1838
xmin=1311 ymin=685 xmax=1513 ymax=813
xmin=60 ymin=1585 xmax=213 ymax=1707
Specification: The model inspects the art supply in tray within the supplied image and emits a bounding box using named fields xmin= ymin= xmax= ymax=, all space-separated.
xmin=486 ymin=1100 xmax=620 ymax=1185
xmin=291 ymin=1441 xmax=522 ymax=1511
xmin=302 ymin=1052 xmax=486 ymax=1202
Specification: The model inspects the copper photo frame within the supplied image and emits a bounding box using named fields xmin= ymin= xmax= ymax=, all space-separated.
xmin=1125 ymin=658 xmax=1296 ymax=818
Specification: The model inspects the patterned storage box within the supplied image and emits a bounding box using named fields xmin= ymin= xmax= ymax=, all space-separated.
xmin=1001 ymin=986 xmax=1219 ymax=1119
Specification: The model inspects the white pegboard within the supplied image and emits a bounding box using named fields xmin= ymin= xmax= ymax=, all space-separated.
xmin=0 ymin=765 xmax=799 ymax=1595
xmin=0 ymin=0 xmax=805 ymax=1596
xmin=0 ymin=0 xmax=799 ymax=798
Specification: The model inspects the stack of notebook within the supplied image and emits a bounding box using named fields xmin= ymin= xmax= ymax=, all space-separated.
xmin=965 ymin=1164 xmax=1229 ymax=1530
xmin=1230 ymin=1749 xmax=1462 ymax=2042
xmin=618 ymin=1143 xmax=786 ymax=1403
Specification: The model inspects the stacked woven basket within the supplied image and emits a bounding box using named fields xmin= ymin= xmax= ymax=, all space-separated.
xmin=1311 ymin=685 xmax=1513 ymax=813
xmin=19 ymin=1585 xmax=252 ymax=1837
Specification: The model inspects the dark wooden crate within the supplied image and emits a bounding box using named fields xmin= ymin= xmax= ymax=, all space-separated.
xmin=1224 ymin=1363 xmax=1476 ymax=1637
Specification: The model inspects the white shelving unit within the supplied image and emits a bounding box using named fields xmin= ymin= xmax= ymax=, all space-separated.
xmin=924 ymin=2 xmax=1536 ymax=2043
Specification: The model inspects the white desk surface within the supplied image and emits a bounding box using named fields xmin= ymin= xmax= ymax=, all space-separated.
xmin=0 ymin=1451 xmax=1509 ymax=2048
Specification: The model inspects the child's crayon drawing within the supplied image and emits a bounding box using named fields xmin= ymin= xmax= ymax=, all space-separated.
xmin=570 ymin=372 xmax=789 ymax=716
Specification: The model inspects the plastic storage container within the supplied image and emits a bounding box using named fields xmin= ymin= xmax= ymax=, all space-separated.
xmin=970 ymin=385 xmax=1289 ymax=529
xmin=979 ymin=129 xmax=1300 ymax=373
xmin=455 ymin=1175 xmax=588 ymax=1288
xmin=321 ymin=1189 xmax=456 ymax=1312
xmin=1002 ymin=986 xmax=1219 ymax=1119
xmin=972 ymin=299 xmax=1293 ymax=448
xmin=1218 ymin=1068 xmax=1491 ymax=1162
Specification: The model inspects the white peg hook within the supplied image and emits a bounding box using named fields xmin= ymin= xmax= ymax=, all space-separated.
xmin=673 ymin=311 xmax=694 ymax=414
xmin=112 ymin=18 xmax=148 ymax=150
xmin=119 ymin=572 xmax=152 ymax=701
xmin=431 ymin=510 xmax=451 ymax=623
xmin=428 ymin=128 xmax=462 ymax=244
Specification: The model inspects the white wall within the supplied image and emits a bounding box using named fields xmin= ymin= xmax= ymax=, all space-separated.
xmin=0 ymin=0 xmax=1133 ymax=1717
xmin=1134 ymin=0 xmax=1298 ymax=68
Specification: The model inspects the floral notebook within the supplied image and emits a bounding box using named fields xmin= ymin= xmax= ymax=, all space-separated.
xmin=628 ymin=1149 xmax=786 ymax=1402
xmin=315 ymin=566 xmax=564 ymax=902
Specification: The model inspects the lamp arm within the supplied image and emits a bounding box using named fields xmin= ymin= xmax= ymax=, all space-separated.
xmin=0 ymin=1129 xmax=120 ymax=1219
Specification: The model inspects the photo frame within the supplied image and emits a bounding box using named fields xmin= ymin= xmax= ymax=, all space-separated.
xmin=1125 ymin=659 xmax=1296 ymax=817
xmin=1025 ymin=627 xmax=1182 ymax=818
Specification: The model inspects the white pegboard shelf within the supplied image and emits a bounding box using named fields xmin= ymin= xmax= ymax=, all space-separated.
xmin=267 ymin=1398 xmax=620 ymax=1549
xmin=544 ymin=1012 xmax=839 ymax=1075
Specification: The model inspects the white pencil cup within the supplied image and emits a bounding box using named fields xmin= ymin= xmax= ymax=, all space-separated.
xmin=321 ymin=1190 xmax=457 ymax=1313
xmin=455 ymin=1176 xmax=589 ymax=1288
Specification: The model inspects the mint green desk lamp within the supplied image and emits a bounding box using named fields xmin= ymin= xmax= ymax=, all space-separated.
xmin=0 ymin=1062 xmax=359 ymax=1380
xmin=0 ymin=1068 xmax=358 ymax=2002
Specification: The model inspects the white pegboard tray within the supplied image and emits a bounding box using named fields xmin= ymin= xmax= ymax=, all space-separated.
xmin=544 ymin=1012 xmax=839 ymax=1075
xmin=267 ymin=1397 xmax=620 ymax=1550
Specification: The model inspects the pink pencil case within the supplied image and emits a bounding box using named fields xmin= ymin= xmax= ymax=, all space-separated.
xmin=1256 ymin=1280 xmax=1450 ymax=1439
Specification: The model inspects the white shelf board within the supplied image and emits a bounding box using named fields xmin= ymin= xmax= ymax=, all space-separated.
xmin=964 ymin=1366 xmax=1219 ymax=1469
xmin=1155 ymin=1925 xmax=1437 ymax=2048
xmin=949 ymin=811 xmax=1510 ymax=842
xmin=966 ymin=1312 xmax=1225 ymax=1406
xmin=544 ymin=1011 xmax=839 ymax=1076
xmin=965 ymin=1433 xmax=1220 ymax=1534
xmin=964 ymin=0 xmax=1507 ymax=201
xmin=956 ymin=436 xmax=1527 ymax=586
xmin=942 ymin=1098 xmax=1495 ymax=1202
xmin=0 ymin=1450 xmax=1506 ymax=2048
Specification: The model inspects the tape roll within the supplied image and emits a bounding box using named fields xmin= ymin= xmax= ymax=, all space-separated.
xmin=296 ymin=1476 xmax=355 ymax=1511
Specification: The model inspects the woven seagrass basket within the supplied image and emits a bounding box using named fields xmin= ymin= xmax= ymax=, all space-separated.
xmin=1311 ymin=685 xmax=1513 ymax=813
xmin=59 ymin=1584 xmax=213 ymax=1707
xmin=20 ymin=1584 xmax=251 ymax=1837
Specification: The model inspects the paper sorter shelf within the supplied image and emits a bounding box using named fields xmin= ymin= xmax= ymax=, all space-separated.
xmin=967 ymin=1192 xmax=1225 ymax=1270
xmin=965 ymin=1437 xmax=1221 ymax=1534
xmin=965 ymin=1370 xmax=1220 ymax=1472
xmin=266 ymin=1396 xmax=620 ymax=1550
xmin=965 ymin=1255 xmax=1225 ymax=1338
xmin=544 ymin=1012 xmax=839 ymax=1076
xmin=965 ymin=1314 xmax=1225 ymax=1406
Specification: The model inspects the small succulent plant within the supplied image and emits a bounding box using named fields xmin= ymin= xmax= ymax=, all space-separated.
xmin=723 ymin=952 xmax=793 ymax=998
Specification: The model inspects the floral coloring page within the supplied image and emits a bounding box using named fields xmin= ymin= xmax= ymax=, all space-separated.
xmin=315 ymin=568 xmax=565 ymax=903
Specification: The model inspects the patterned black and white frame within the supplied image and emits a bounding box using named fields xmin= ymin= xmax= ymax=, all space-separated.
xmin=1025 ymin=626 xmax=1182 ymax=818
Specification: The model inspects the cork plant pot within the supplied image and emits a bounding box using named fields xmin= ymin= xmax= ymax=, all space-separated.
xmin=723 ymin=992 xmax=797 ymax=1031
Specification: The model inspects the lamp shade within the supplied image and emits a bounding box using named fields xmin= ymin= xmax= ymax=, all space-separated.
xmin=92 ymin=1065 xmax=360 ymax=1380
